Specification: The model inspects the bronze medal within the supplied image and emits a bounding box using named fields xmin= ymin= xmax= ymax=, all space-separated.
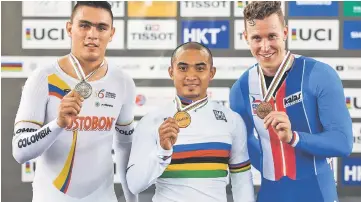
xmin=256 ymin=102 xmax=273 ymax=119
xmin=173 ymin=111 xmax=191 ymax=128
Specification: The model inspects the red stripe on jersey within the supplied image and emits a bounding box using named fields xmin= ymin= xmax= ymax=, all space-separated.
xmin=268 ymin=99 xmax=284 ymax=181
xmin=276 ymin=81 xmax=296 ymax=180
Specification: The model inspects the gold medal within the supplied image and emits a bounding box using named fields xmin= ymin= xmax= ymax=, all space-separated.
xmin=173 ymin=111 xmax=191 ymax=128
xmin=256 ymin=102 xmax=273 ymax=119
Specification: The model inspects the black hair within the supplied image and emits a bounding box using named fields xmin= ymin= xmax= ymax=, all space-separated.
xmin=71 ymin=1 xmax=113 ymax=24
xmin=171 ymin=42 xmax=214 ymax=67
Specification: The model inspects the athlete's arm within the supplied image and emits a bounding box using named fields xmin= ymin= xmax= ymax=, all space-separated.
xmin=229 ymin=113 xmax=255 ymax=202
xmin=291 ymin=62 xmax=353 ymax=157
xmin=230 ymin=77 xmax=262 ymax=170
xmin=126 ymin=115 xmax=172 ymax=195
xmin=12 ymin=69 xmax=63 ymax=164
xmin=113 ymin=75 xmax=138 ymax=202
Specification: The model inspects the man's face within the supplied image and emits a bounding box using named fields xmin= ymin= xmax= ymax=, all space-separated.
xmin=66 ymin=6 xmax=115 ymax=62
xmin=244 ymin=13 xmax=288 ymax=69
xmin=169 ymin=49 xmax=216 ymax=100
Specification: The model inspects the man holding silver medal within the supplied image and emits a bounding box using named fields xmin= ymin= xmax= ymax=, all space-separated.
xmin=12 ymin=2 xmax=137 ymax=202
xmin=230 ymin=1 xmax=353 ymax=202
xmin=126 ymin=42 xmax=255 ymax=202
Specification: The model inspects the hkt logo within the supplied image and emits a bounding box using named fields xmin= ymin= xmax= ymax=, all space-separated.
xmin=342 ymin=157 xmax=361 ymax=186
xmin=291 ymin=28 xmax=332 ymax=41
xmin=25 ymin=28 xmax=66 ymax=41
xmin=182 ymin=20 xmax=229 ymax=48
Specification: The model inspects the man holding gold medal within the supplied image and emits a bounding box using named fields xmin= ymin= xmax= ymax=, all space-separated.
xmin=230 ymin=1 xmax=353 ymax=202
xmin=126 ymin=42 xmax=255 ymax=202
xmin=12 ymin=2 xmax=137 ymax=202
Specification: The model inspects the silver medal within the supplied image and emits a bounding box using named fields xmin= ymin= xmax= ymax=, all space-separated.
xmin=74 ymin=81 xmax=92 ymax=99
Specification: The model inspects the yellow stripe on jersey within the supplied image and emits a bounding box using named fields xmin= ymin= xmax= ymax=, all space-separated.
xmin=48 ymin=74 xmax=70 ymax=90
xmin=116 ymin=120 xmax=134 ymax=126
xmin=15 ymin=120 xmax=43 ymax=127
xmin=53 ymin=131 xmax=78 ymax=193
xmin=165 ymin=163 xmax=228 ymax=171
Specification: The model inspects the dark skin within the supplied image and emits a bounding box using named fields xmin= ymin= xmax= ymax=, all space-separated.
xmin=158 ymin=49 xmax=216 ymax=150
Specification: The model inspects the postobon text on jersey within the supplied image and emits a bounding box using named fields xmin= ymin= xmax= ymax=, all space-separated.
xmin=66 ymin=116 xmax=115 ymax=131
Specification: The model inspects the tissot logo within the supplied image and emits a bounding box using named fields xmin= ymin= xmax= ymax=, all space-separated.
xmin=181 ymin=1 xmax=230 ymax=17
xmin=22 ymin=20 xmax=70 ymax=49
xmin=127 ymin=20 xmax=177 ymax=49
xmin=352 ymin=123 xmax=361 ymax=152
xmin=184 ymin=1 xmax=227 ymax=8
xmin=288 ymin=20 xmax=339 ymax=50
xmin=22 ymin=1 xmax=71 ymax=17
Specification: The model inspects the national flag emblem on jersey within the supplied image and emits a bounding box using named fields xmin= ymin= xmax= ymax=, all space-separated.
xmin=250 ymin=95 xmax=262 ymax=115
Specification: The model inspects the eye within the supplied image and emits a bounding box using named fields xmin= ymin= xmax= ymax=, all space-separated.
xmin=196 ymin=66 xmax=205 ymax=71
xmin=252 ymin=36 xmax=261 ymax=42
xmin=269 ymin=34 xmax=277 ymax=40
xmin=80 ymin=23 xmax=90 ymax=28
xmin=98 ymin=25 xmax=107 ymax=31
xmin=178 ymin=65 xmax=187 ymax=71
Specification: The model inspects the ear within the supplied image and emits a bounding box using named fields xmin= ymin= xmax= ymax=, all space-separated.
xmin=283 ymin=25 xmax=288 ymax=41
xmin=243 ymin=30 xmax=249 ymax=45
xmin=168 ymin=66 xmax=174 ymax=80
xmin=109 ymin=26 xmax=115 ymax=42
xmin=209 ymin=66 xmax=216 ymax=80
xmin=66 ymin=21 xmax=72 ymax=38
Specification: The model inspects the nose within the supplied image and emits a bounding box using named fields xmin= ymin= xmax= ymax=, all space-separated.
xmin=260 ymin=39 xmax=270 ymax=52
xmin=185 ymin=67 xmax=198 ymax=81
xmin=86 ymin=26 xmax=99 ymax=40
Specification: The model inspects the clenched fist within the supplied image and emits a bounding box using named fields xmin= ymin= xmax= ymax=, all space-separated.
xmin=57 ymin=90 xmax=84 ymax=128
xmin=158 ymin=118 xmax=180 ymax=150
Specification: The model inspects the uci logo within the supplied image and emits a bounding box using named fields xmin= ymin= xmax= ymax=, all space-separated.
xmin=25 ymin=28 xmax=66 ymax=41
xmin=292 ymin=28 xmax=332 ymax=41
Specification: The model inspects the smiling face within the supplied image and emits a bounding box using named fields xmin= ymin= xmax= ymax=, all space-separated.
xmin=66 ymin=5 xmax=115 ymax=62
xmin=169 ymin=48 xmax=216 ymax=101
xmin=243 ymin=13 xmax=288 ymax=70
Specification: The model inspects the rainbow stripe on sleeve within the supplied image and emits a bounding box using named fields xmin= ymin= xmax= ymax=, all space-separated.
xmin=160 ymin=142 xmax=231 ymax=178
xmin=229 ymin=160 xmax=251 ymax=173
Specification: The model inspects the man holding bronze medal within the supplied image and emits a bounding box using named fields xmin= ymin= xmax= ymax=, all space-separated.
xmin=12 ymin=2 xmax=137 ymax=202
xmin=126 ymin=42 xmax=255 ymax=202
xmin=230 ymin=1 xmax=353 ymax=202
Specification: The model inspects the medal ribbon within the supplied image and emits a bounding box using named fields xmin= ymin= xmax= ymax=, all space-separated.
xmin=68 ymin=53 xmax=105 ymax=82
xmin=258 ymin=51 xmax=293 ymax=102
xmin=174 ymin=96 xmax=208 ymax=113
